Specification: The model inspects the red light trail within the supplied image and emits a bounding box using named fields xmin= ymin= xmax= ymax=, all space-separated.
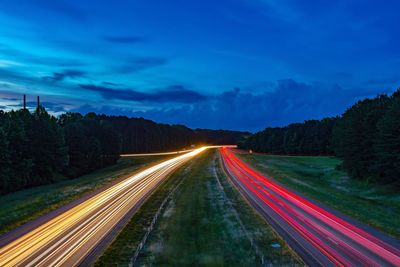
xmin=220 ymin=147 xmax=400 ymax=266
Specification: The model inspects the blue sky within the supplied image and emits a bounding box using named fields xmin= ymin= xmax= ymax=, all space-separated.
xmin=0 ymin=0 xmax=399 ymax=131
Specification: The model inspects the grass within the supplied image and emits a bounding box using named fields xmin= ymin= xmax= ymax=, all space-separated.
xmin=135 ymin=149 xmax=302 ymax=266
xmin=0 ymin=155 xmax=171 ymax=235
xmin=238 ymin=153 xmax=400 ymax=239
xmin=94 ymin=153 xmax=194 ymax=267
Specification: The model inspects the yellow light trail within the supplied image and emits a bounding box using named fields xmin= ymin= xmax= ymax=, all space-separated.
xmin=120 ymin=149 xmax=194 ymax=157
xmin=0 ymin=146 xmax=213 ymax=267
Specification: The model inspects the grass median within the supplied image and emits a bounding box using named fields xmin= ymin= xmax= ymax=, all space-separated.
xmin=133 ymin=149 xmax=302 ymax=266
xmin=0 ymin=155 xmax=171 ymax=235
xmin=237 ymin=153 xmax=400 ymax=238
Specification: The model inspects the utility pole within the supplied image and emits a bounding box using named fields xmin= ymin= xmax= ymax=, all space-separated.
xmin=23 ymin=94 xmax=26 ymax=109
xmin=37 ymin=96 xmax=40 ymax=108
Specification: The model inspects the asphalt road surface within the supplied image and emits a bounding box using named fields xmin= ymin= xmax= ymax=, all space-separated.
xmin=0 ymin=147 xmax=208 ymax=267
xmin=220 ymin=147 xmax=400 ymax=267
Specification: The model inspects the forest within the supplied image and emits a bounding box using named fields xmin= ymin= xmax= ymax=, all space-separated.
xmin=0 ymin=108 xmax=246 ymax=194
xmin=239 ymin=89 xmax=400 ymax=185
xmin=238 ymin=118 xmax=337 ymax=155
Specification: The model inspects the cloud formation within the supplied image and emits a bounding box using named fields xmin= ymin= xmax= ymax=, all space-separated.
xmin=2 ymin=77 xmax=395 ymax=131
xmin=76 ymin=79 xmax=391 ymax=131
xmin=1 ymin=0 xmax=399 ymax=131
xmin=42 ymin=69 xmax=85 ymax=82
xmin=113 ymin=57 xmax=167 ymax=74
xmin=79 ymin=84 xmax=207 ymax=103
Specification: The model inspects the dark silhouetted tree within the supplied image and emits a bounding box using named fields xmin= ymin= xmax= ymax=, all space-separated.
xmin=374 ymin=90 xmax=400 ymax=184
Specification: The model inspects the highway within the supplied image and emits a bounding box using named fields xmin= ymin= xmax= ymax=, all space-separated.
xmin=120 ymin=146 xmax=236 ymax=157
xmin=0 ymin=147 xmax=208 ymax=267
xmin=220 ymin=147 xmax=400 ymax=267
xmin=120 ymin=149 xmax=194 ymax=157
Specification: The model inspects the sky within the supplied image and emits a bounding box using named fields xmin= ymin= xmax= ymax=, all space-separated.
xmin=0 ymin=0 xmax=399 ymax=131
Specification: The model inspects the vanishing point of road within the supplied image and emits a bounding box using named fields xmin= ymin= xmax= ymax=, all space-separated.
xmin=1 ymin=146 xmax=399 ymax=267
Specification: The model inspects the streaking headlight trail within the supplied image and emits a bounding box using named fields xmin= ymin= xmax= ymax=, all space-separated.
xmin=0 ymin=147 xmax=210 ymax=267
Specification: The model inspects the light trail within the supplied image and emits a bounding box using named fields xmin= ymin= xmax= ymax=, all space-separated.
xmin=120 ymin=145 xmax=236 ymax=157
xmin=120 ymin=149 xmax=194 ymax=157
xmin=0 ymin=146 xmax=210 ymax=267
xmin=220 ymin=147 xmax=400 ymax=267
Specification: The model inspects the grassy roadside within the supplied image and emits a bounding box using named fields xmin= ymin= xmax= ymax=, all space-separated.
xmin=0 ymin=155 xmax=171 ymax=235
xmin=135 ymin=149 xmax=302 ymax=266
xmin=94 ymin=153 xmax=193 ymax=266
xmin=238 ymin=153 xmax=400 ymax=239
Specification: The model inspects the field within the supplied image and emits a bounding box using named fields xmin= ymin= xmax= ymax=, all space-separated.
xmin=125 ymin=149 xmax=302 ymax=266
xmin=0 ymin=155 xmax=171 ymax=235
xmin=238 ymin=153 xmax=400 ymax=238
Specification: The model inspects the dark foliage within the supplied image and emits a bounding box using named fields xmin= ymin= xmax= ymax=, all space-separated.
xmin=100 ymin=116 xmax=196 ymax=153
xmin=0 ymin=108 xmax=246 ymax=194
xmin=195 ymin=129 xmax=251 ymax=145
xmin=240 ymin=89 xmax=400 ymax=185
xmin=239 ymin=118 xmax=337 ymax=155
xmin=59 ymin=112 xmax=122 ymax=177
xmin=332 ymin=95 xmax=391 ymax=181
xmin=374 ymin=91 xmax=400 ymax=183
xmin=332 ymin=91 xmax=400 ymax=183
xmin=0 ymin=107 xmax=68 ymax=193
xmin=95 ymin=115 xmax=247 ymax=153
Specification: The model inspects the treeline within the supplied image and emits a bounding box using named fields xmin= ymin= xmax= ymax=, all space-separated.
xmin=240 ymin=89 xmax=400 ymax=185
xmin=0 ymin=109 xmax=122 ymax=193
xmin=332 ymin=91 xmax=400 ymax=183
xmin=238 ymin=118 xmax=337 ymax=155
xmin=195 ymin=129 xmax=251 ymax=145
xmin=0 ymin=108 xmax=246 ymax=194
xmin=94 ymin=116 xmax=247 ymax=153
xmin=59 ymin=113 xmax=122 ymax=178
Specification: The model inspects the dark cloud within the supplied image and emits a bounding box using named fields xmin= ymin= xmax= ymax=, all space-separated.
xmin=79 ymin=84 xmax=206 ymax=103
xmin=0 ymin=91 xmax=27 ymax=104
xmin=114 ymin=57 xmax=167 ymax=73
xmin=103 ymin=36 xmax=145 ymax=44
xmin=78 ymin=79 xmax=394 ymax=131
xmin=102 ymin=81 xmax=121 ymax=86
xmin=42 ymin=69 xmax=85 ymax=83
xmin=0 ymin=68 xmax=77 ymax=91
xmin=0 ymin=69 xmax=85 ymax=103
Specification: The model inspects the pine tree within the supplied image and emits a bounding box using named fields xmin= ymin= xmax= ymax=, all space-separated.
xmin=30 ymin=106 xmax=68 ymax=185
xmin=0 ymin=126 xmax=10 ymax=193
xmin=375 ymin=90 xmax=400 ymax=184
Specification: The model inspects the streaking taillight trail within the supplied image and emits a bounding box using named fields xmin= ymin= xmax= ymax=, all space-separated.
xmin=220 ymin=147 xmax=400 ymax=267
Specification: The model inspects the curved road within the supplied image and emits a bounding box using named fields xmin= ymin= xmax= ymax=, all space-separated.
xmin=220 ymin=147 xmax=400 ymax=267
xmin=0 ymin=147 xmax=208 ymax=267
